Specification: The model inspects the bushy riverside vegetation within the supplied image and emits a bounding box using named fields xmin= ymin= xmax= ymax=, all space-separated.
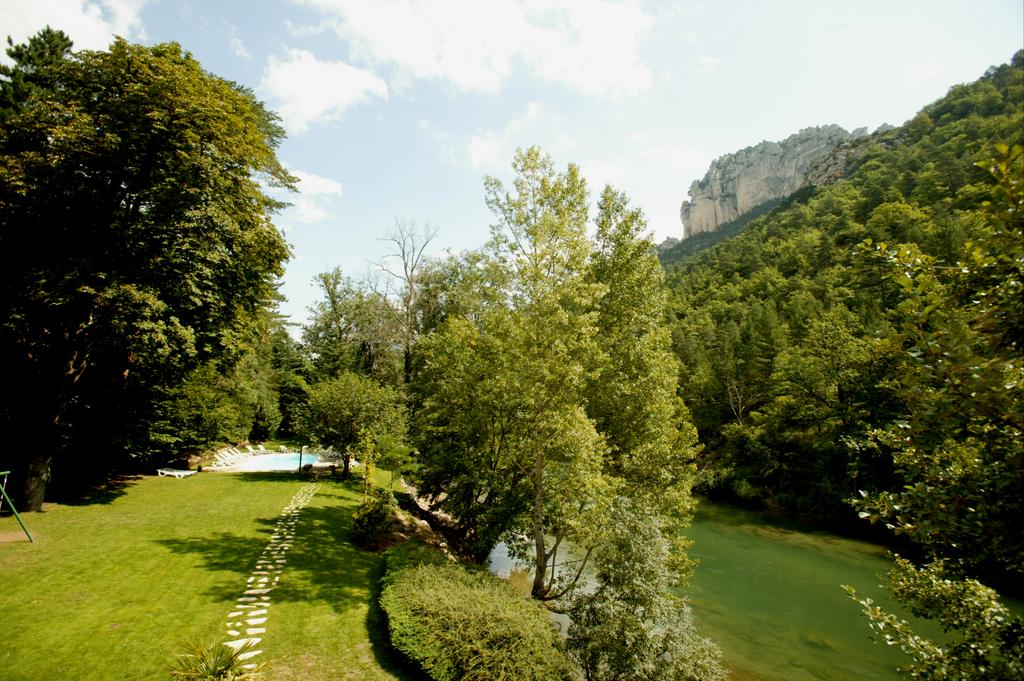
xmin=1 ymin=26 xmax=1022 ymax=680
xmin=379 ymin=542 xmax=574 ymax=681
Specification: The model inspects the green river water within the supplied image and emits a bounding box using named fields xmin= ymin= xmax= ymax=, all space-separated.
xmin=490 ymin=500 xmax=943 ymax=680
xmin=681 ymin=501 xmax=921 ymax=680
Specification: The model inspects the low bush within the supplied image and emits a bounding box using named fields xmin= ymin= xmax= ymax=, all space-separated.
xmin=171 ymin=638 xmax=266 ymax=680
xmin=381 ymin=540 xmax=449 ymax=586
xmin=350 ymin=487 xmax=397 ymax=547
xmin=379 ymin=559 xmax=573 ymax=681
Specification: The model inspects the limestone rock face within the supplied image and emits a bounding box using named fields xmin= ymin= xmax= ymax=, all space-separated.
xmin=679 ymin=125 xmax=866 ymax=238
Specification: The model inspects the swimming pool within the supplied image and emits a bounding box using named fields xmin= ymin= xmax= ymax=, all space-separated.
xmin=227 ymin=452 xmax=324 ymax=471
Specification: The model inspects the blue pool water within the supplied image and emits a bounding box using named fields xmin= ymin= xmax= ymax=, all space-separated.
xmin=229 ymin=452 xmax=323 ymax=471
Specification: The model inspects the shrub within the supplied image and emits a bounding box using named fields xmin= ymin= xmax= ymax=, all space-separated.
xmin=171 ymin=638 xmax=266 ymax=680
xmin=381 ymin=540 xmax=449 ymax=586
xmin=380 ymin=561 xmax=573 ymax=681
xmin=350 ymin=487 xmax=397 ymax=547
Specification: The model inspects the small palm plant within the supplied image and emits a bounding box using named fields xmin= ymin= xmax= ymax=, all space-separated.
xmin=171 ymin=638 xmax=268 ymax=680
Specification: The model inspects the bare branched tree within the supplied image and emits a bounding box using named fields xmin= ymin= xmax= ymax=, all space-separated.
xmin=377 ymin=219 xmax=439 ymax=383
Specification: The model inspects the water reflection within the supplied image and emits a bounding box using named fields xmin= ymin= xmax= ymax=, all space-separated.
xmin=488 ymin=500 xmax=924 ymax=680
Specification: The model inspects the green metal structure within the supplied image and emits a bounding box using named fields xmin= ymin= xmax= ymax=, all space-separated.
xmin=0 ymin=471 xmax=33 ymax=542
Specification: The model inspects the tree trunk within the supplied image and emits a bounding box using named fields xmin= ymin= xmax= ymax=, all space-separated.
xmin=21 ymin=452 xmax=53 ymax=512
xmin=530 ymin=452 xmax=548 ymax=599
xmin=16 ymin=401 xmax=64 ymax=512
xmin=342 ymin=453 xmax=351 ymax=479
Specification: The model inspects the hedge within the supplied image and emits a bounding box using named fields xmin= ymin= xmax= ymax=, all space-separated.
xmin=379 ymin=545 xmax=572 ymax=681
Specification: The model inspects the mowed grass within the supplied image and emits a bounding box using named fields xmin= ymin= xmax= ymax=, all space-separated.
xmin=0 ymin=470 xmax=413 ymax=680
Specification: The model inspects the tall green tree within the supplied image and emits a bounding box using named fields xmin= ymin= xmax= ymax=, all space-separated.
xmin=414 ymin=150 xmax=710 ymax=637
xmin=300 ymin=371 xmax=407 ymax=479
xmin=586 ymin=186 xmax=702 ymax=557
xmin=303 ymin=268 xmax=402 ymax=385
xmin=0 ymin=26 xmax=72 ymax=114
xmin=0 ymin=34 xmax=292 ymax=509
xmin=161 ymin=312 xmax=284 ymax=450
xmin=269 ymin=322 xmax=312 ymax=439
xmin=414 ymin=148 xmax=610 ymax=599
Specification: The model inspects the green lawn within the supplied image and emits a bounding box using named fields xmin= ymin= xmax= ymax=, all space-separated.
xmin=0 ymin=471 xmax=415 ymax=680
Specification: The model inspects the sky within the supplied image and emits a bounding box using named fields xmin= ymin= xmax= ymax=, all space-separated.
xmin=3 ymin=0 xmax=1022 ymax=328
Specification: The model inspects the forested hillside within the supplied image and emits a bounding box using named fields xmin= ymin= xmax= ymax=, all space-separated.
xmin=666 ymin=56 xmax=1023 ymax=675
xmin=667 ymin=51 xmax=1022 ymax=530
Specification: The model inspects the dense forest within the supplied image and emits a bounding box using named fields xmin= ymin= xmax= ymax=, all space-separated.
xmin=664 ymin=54 xmax=1023 ymax=677
xmin=1 ymin=28 xmax=1021 ymax=679
xmin=666 ymin=51 xmax=1022 ymax=535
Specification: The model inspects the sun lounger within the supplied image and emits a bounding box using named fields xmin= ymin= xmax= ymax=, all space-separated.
xmin=257 ymin=444 xmax=267 ymax=453
xmin=211 ymin=449 xmax=245 ymax=468
xmin=157 ymin=468 xmax=196 ymax=478
xmin=245 ymin=445 xmax=256 ymax=455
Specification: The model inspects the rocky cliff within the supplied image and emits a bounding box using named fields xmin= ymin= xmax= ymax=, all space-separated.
xmin=679 ymin=125 xmax=867 ymax=238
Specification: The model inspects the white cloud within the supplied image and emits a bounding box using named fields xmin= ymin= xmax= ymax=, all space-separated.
xmin=582 ymin=142 xmax=714 ymax=241
xmin=290 ymin=169 xmax=343 ymax=224
xmin=226 ymin=25 xmax=251 ymax=59
xmin=269 ymin=168 xmax=344 ymax=225
xmin=229 ymin=36 xmax=250 ymax=59
xmin=465 ymin=100 xmax=550 ymax=171
xmin=291 ymin=201 xmax=331 ymax=224
xmin=468 ymin=132 xmax=505 ymax=171
xmin=642 ymin=143 xmax=714 ymax=185
xmin=259 ymin=48 xmax=388 ymax=134
xmin=0 ymin=0 xmax=148 ymax=61
xmin=290 ymin=0 xmax=654 ymax=96
xmin=582 ymin=159 xmax=627 ymax=193
xmin=293 ymin=169 xmax=343 ymax=196
xmin=417 ymin=119 xmax=449 ymax=142
xmin=420 ymin=101 xmax=554 ymax=172
xmin=697 ymin=54 xmax=719 ymax=71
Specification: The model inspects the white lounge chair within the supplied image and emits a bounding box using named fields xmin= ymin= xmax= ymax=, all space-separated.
xmin=211 ymin=449 xmax=245 ymax=468
xmin=257 ymin=444 xmax=267 ymax=453
xmin=158 ymin=468 xmax=196 ymax=478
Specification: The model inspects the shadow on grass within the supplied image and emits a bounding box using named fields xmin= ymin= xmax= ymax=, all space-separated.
xmin=230 ymin=471 xmax=359 ymax=487
xmin=155 ymin=488 xmax=375 ymax=611
xmin=56 ymin=474 xmax=142 ymax=506
xmin=154 ymin=478 xmax=419 ymax=678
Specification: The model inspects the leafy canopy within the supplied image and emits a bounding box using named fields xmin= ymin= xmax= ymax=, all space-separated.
xmin=0 ymin=32 xmax=292 ymax=507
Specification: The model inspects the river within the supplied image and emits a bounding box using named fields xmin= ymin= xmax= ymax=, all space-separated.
xmin=490 ymin=500 xmax=941 ymax=680
xmin=680 ymin=500 xmax=926 ymax=680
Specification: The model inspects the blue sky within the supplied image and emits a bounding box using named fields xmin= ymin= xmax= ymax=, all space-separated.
xmin=3 ymin=0 xmax=1022 ymax=327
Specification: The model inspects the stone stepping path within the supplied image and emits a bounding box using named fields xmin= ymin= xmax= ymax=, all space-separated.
xmin=222 ymin=483 xmax=319 ymax=668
